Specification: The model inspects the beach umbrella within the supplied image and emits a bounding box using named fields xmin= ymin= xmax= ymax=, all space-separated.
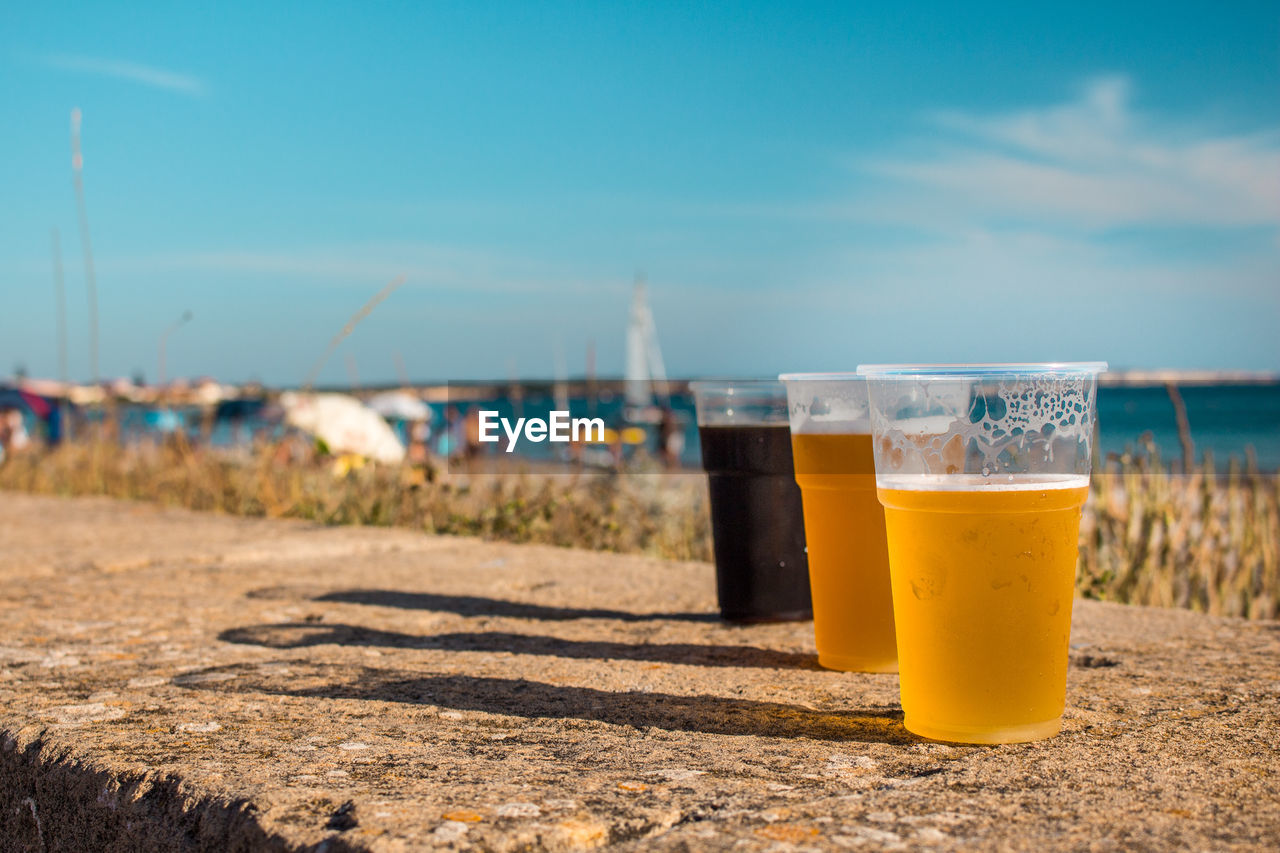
xmin=279 ymin=392 xmax=406 ymax=464
xmin=367 ymin=391 xmax=430 ymax=421
xmin=0 ymin=386 xmax=53 ymax=418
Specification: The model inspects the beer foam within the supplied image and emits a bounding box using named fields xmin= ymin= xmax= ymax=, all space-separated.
xmin=783 ymin=380 xmax=871 ymax=434
xmin=877 ymin=473 xmax=1090 ymax=491
xmin=870 ymin=372 xmax=1098 ymax=478
xmin=791 ymin=417 xmax=872 ymax=434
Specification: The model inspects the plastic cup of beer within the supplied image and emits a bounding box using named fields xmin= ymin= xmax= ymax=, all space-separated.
xmin=691 ymin=381 xmax=812 ymax=623
xmin=778 ymin=373 xmax=896 ymax=673
xmin=857 ymin=362 xmax=1106 ymax=744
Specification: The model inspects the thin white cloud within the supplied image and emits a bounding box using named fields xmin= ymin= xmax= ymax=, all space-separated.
xmin=862 ymin=75 xmax=1280 ymax=230
xmin=42 ymin=53 xmax=207 ymax=96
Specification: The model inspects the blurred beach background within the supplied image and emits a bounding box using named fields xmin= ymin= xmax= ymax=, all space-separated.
xmin=1 ymin=2 xmax=1276 ymax=618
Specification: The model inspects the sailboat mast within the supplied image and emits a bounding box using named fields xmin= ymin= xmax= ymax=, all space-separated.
xmin=625 ymin=277 xmax=651 ymax=406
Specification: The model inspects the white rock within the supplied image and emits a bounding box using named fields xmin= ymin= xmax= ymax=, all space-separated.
xmin=496 ymin=802 xmax=542 ymax=818
xmin=39 ymin=703 xmax=125 ymax=725
xmin=433 ymin=821 xmax=471 ymax=841
xmin=649 ymin=768 xmax=707 ymax=781
xmin=176 ymin=721 xmax=222 ymax=734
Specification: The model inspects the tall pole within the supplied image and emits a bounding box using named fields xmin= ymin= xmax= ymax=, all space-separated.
xmin=51 ymin=228 xmax=68 ymax=383
xmin=70 ymin=108 xmax=100 ymax=384
xmin=158 ymin=311 xmax=193 ymax=389
xmin=302 ymin=275 xmax=406 ymax=391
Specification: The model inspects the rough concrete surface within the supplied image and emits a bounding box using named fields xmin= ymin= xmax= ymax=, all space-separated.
xmin=0 ymin=492 xmax=1277 ymax=852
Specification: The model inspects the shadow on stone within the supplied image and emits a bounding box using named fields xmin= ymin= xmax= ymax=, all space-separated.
xmin=176 ymin=662 xmax=913 ymax=745
xmin=311 ymin=588 xmax=721 ymax=623
xmin=219 ymin=622 xmax=821 ymax=670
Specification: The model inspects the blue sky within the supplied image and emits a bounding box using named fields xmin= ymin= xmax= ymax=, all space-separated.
xmin=2 ymin=1 xmax=1277 ymax=384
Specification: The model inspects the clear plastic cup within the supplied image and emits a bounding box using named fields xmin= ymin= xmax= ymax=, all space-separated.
xmin=857 ymin=362 xmax=1107 ymax=744
xmin=778 ymin=373 xmax=896 ymax=672
xmin=690 ymin=381 xmax=812 ymax=622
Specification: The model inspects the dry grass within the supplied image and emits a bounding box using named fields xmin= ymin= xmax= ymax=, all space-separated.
xmin=0 ymin=436 xmax=712 ymax=562
xmin=1080 ymin=439 xmax=1279 ymax=620
xmin=1 ymin=434 xmax=1276 ymax=619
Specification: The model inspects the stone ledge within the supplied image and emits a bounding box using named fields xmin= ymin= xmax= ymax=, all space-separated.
xmin=1 ymin=493 xmax=1277 ymax=851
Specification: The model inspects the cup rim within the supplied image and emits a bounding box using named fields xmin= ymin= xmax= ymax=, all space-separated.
xmin=856 ymin=361 xmax=1108 ymax=378
xmin=777 ymin=372 xmax=862 ymax=382
xmin=688 ymin=379 xmax=785 ymax=393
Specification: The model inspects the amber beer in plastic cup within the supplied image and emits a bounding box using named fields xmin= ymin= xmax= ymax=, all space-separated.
xmin=858 ymin=362 xmax=1106 ymax=744
xmin=779 ymin=374 xmax=896 ymax=672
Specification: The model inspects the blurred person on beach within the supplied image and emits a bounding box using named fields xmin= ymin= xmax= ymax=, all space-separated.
xmin=407 ymin=418 xmax=432 ymax=466
xmin=271 ymin=431 xmax=319 ymax=468
xmin=44 ymin=403 xmax=64 ymax=447
xmin=463 ymin=408 xmax=485 ymax=461
xmin=0 ymin=408 xmax=32 ymax=462
xmin=441 ymin=405 xmax=485 ymax=465
xmin=657 ymin=405 xmax=684 ymax=469
xmin=606 ymin=414 xmax=627 ymax=470
xmin=439 ymin=405 xmax=462 ymax=459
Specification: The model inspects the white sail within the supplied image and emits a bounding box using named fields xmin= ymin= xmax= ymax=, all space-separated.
xmin=625 ymin=278 xmax=667 ymax=407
